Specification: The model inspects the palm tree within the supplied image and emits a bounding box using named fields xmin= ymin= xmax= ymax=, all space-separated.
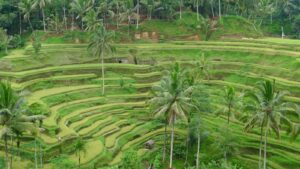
xmin=244 ymin=80 xmax=298 ymax=169
xmin=18 ymin=0 xmax=34 ymax=31
xmin=83 ymin=9 xmax=102 ymax=32
xmin=88 ymin=26 xmax=115 ymax=95
xmin=97 ymin=0 xmax=115 ymax=27
xmin=224 ymin=86 xmax=236 ymax=124
xmin=195 ymin=54 xmax=211 ymax=80
xmin=0 ymin=29 xmax=12 ymax=55
xmin=31 ymin=0 xmax=52 ymax=32
xmin=120 ymin=0 xmax=135 ymax=36
xmin=141 ymin=0 xmax=155 ymax=20
xmin=150 ymin=63 xmax=194 ymax=168
xmin=74 ymin=137 xmax=86 ymax=169
xmin=70 ymin=0 xmax=94 ymax=30
xmin=0 ymin=81 xmax=45 ymax=169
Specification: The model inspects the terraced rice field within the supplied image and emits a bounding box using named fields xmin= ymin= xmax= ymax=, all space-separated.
xmin=0 ymin=38 xmax=299 ymax=168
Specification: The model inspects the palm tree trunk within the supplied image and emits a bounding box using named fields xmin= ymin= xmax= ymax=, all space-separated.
xmin=184 ymin=136 xmax=189 ymax=167
xmin=263 ymin=125 xmax=268 ymax=169
xmin=196 ymin=132 xmax=200 ymax=169
xmin=19 ymin=11 xmax=22 ymax=35
xmin=259 ymin=124 xmax=263 ymax=169
xmin=81 ymin=19 xmax=84 ymax=30
xmin=169 ymin=116 xmax=175 ymax=169
xmin=78 ymin=152 xmax=81 ymax=169
xmin=42 ymin=8 xmax=46 ymax=32
xmin=63 ymin=6 xmax=67 ymax=30
xmin=162 ymin=118 xmax=167 ymax=162
xmin=128 ymin=16 xmax=131 ymax=36
xmin=228 ymin=106 xmax=231 ymax=124
xmin=40 ymin=143 xmax=43 ymax=169
xmin=180 ymin=0 xmax=182 ymax=19
xmin=35 ymin=139 xmax=38 ymax=169
xmin=218 ymin=0 xmax=221 ymax=18
xmin=196 ymin=0 xmax=199 ymax=21
xmin=211 ymin=3 xmax=215 ymax=18
xmin=5 ymin=136 xmax=10 ymax=169
xmin=28 ymin=17 xmax=33 ymax=31
xmin=101 ymin=50 xmax=105 ymax=95
xmin=136 ymin=0 xmax=139 ymax=29
xmin=116 ymin=2 xmax=119 ymax=29
xmin=10 ymin=135 xmax=13 ymax=169
xmin=72 ymin=13 xmax=74 ymax=31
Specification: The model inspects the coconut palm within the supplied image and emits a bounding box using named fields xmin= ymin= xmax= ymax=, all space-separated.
xmin=74 ymin=137 xmax=86 ymax=169
xmin=120 ymin=0 xmax=136 ymax=36
xmin=0 ymin=81 xmax=45 ymax=169
xmin=244 ymin=80 xmax=298 ymax=169
xmin=70 ymin=0 xmax=94 ymax=30
xmin=195 ymin=54 xmax=211 ymax=80
xmin=88 ymin=26 xmax=115 ymax=95
xmin=18 ymin=0 xmax=34 ymax=31
xmin=31 ymin=0 xmax=52 ymax=32
xmin=149 ymin=63 xmax=194 ymax=168
xmin=0 ymin=29 xmax=12 ymax=54
xmin=83 ymin=9 xmax=102 ymax=32
xmin=216 ymin=86 xmax=243 ymax=124
xmin=97 ymin=0 xmax=115 ymax=27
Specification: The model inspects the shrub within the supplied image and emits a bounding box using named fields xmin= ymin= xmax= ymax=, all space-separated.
xmin=120 ymin=149 xmax=141 ymax=169
xmin=9 ymin=34 xmax=25 ymax=48
xmin=29 ymin=101 xmax=50 ymax=116
xmin=32 ymin=32 xmax=42 ymax=54
xmin=292 ymin=15 xmax=300 ymax=38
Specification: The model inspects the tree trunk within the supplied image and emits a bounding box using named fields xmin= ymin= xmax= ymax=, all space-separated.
xmin=5 ymin=136 xmax=10 ymax=169
xmin=263 ymin=125 xmax=268 ymax=169
xmin=78 ymin=152 xmax=81 ymax=169
xmin=136 ymin=0 xmax=139 ymax=29
xmin=218 ymin=0 xmax=221 ymax=19
xmin=162 ymin=118 xmax=167 ymax=162
xmin=42 ymin=8 xmax=46 ymax=32
xmin=28 ymin=16 xmax=33 ymax=31
xmin=184 ymin=136 xmax=189 ymax=167
xmin=196 ymin=0 xmax=199 ymax=21
xmin=180 ymin=0 xmax=182 ymax=19
xmin=211 ymin=3 xmax=215 ymax=18
xmin=63 ymin=6 xmax=67 ymax=30
xmin=101 ymin=50 xmax=105 ymax=95
xmin=10 ymin=135 xmax=13 ymax=169
xmin=169 ymin=115 xmax=175 ymax=169
xmin=71 ymin=13 xmax=74 ymax=31
xmin=81 ymin=19 xmax=84 ymax=30
xmin=40 ymin=143 xmax=43 ymax=169
xmin=19 ymin=11 xmax=22 ymax=35
xmin=128 ymin=16 xmax=131 ymax=36
xmin=116 ymin=2 xmax=119 ymax=29
xmin=228 ymin=106 xmax=231 ymax=124
xmin=196 ymin=132 xmax=200 ymax=169
xmin=35 ymin=139 xmax=38 ymax=169
xmin=259 ymin=124 xmax=263 ymax=169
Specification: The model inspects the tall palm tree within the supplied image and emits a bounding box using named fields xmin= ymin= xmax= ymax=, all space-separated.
xmin=18 ymin=0 xmax=34 ymax=31
xmin=244 ymin=80 xmax=298 ymax=169
xmin=150 ymin=63 xmax=194 ymax=168
xmin=0 ymin=81 xmax=45 ymax=169
xmin=70 ymin=0 xmax=94 ymax=30
xmin=120 ymin=0 xmax=135 ymax=36
xmin=88 ymin=26 xmax=115 ymax=95
xmin=195 ymin=54 xmax=211 ymax=80
xmin=74 ymin=137 xmax=86 ymax=169
xmin=83 ymin=9 xmax=102 ymax=32
xmin=31 ymin=0 xmax=52 ymax=32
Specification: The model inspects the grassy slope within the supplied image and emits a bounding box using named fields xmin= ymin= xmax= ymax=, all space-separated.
xmin=1 ymin=37 xmax=300 ymax=168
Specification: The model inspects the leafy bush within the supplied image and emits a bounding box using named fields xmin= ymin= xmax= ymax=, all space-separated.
xmin=32 ymin=31 xmax=42 ymax=54
xmin=292 ymin=15 xmax=300 ymax=38
xmin=29 ymin=101 xmax=50 ymax=116
xmin=120 ymin=149 xmax=141 ymax=169
xmin=9 ymin=34 xmax=25 ymax=48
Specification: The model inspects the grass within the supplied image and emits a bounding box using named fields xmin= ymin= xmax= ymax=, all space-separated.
xmin=1 ymin=38 xmax=300 ymax=168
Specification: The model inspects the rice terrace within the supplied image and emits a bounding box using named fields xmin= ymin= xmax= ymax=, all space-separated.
xmin=0 ymin=0 xmax=300 ymax=169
